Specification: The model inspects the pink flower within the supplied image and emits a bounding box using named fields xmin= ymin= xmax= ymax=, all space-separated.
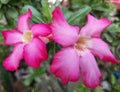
xmin=62 ymin=0 xmax=69 ymax=6
xmin=50 ymin=7 xmax=118 ymax=88
xmin=2 ymin=9 xmax=51 ymax=71
xmin=109 ymin=0 xmax=120 ymax=4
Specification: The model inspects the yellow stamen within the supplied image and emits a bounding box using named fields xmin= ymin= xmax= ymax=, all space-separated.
xmin=75 ymin=37 xmax=90 ymax=50
xmin=23 ymin=31 xmax=33 ymax=43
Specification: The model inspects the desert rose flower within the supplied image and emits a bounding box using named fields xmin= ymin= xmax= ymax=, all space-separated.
xmin=62 ymin=0 xmax=69 ymax=6
xmin=50 ymin=7 xmax=118 ymax=88
xmin=108 ymin=0 xmax=120 ymax=4
xmin=2 ymin=9 xmax=51 ymax=71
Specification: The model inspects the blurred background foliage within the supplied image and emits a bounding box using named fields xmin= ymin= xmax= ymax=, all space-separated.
xmin=0 ymin=0 xmax=120 ymax=92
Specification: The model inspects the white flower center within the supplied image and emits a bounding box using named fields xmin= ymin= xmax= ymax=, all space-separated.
xmin=75 ymin=36 xmax=91 ymax=56
xmin=23 ymin=31 xmax=33 ymax=43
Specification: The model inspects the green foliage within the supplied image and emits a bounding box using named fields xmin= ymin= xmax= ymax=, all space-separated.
xmin=111 ymin=74 xmax=116 ymax=85
xmin=67 ymin=5 xmax=91 ymax=25
xmin=0 ymin=9 xmax=3 ymax=19
xmin=24 ymin=67 xmax=45 ymax=86
xmin=41 ymin=0 xmax=53 ymax=23
xmin=0 ymin=0 xmax=9 ymax=4
xmin=7 ymin=7 xmax=18 ymax=18
xmin=114 ymin=85 xmax=120 ymax=92
xmin=77 ymin=84 xmax=100 ymax=92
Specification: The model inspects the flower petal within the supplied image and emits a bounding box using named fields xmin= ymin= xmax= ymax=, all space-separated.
xmin=90 ymin=38 xmax=118 ymax=64
xmin=17 ymin=9 xmax=32 ymax=33
xmin=31 ymin=24 xmax=51 ymax=37
xmin=50 ymin=47 xmax=80 ymax=84
xmin=24 ymin=38 xmax=48 ymax=68
xmin=2 ymin=30 xmax=23 ymax=45
xmin=80 ymin=14 xmax=112 ymax=37
xmin=51 ymin=7 xmax=79 ymax=47
xmin=3 ymin=44 xmax=24 ymax=71
xmin=109 ymin=0 xmax=120 ymax=4
xmin=79 ymin=51 xmax=102 ymax=89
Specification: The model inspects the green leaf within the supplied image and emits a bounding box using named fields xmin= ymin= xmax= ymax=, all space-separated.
xmin=111 ymin=74 xmax=116 ymax=85
xmin=41 ymin=0 xmax=53 ymax=23
xmin=32 ymin=68 xmax=45 ymax=77
xmin=34 ymin=77 xmax=41 ymax=83
xmin=23 ymin=76 xmax=33 ymax=86
xmin=103 ymin=33 xmax=113 ymax=43
xmin=32 ymin=89 xmax=35 ymax=92
xmin=61 ymin=6 xmax=73 ymax=20
xmin=23 ymin=67 xmax=45 ymax=86
xmin=114 ymin=85 xmax=120 ymax=91
xmin=0 ymin=9 xmax=3 ymax=19
xmin=112 ymin=40 xmax=119 ymax=46
xmin=0 ymin=3 xmax=2 ymax=8
xmin=107 ymin=24 xmax=120 ymax=32
xmin=0 ymin=0 xmax=9 ymax=4
xmin=7 ymin=8 xmax=18 ymax=19
xmin=21 ymin=5 xmax=44 ymax=23
xmin=67 ymin=5 xmax=91 ymax=24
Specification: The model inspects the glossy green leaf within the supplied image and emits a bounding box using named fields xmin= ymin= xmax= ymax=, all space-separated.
xmin=7 ymin=8 xmax=18 ymax=19
xmin=103 ymin=33 xmax=113 ymax=43
xmin=114 ymin=85 xmax=120 ymax=92
xmin=108 ymin=24 xmax=120 ymax=32
xmin=112 ymin=40 xmax=119 ymax=46
xmin=0 ymin=0 xmax=9 ymax=4
xmin=111 ymin=74 xmax=116 ymax=85
xmin=0 ymin=3 xmax=2 ymax=8
xmin=67 ymin=5 xmax=91 ymax=24
xmin=61 ymin=6 xmax=73 ymax=20
xmin=23 ymin=76 xmax=33 ymax=86
xmin=41 ymin=0 xmax=53 ymax=23
xmin=24 ymin=67 xmax=45 ymax=86
xmin=0 ymin=9 xmax=3 ymax=19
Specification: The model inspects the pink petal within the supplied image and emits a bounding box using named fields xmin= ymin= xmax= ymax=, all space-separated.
xmin=79 ymin=51 xmax=102 ymax=89
xmin=109 ymin=0 xmax=120 ymax=4
xmin=24 ymin=38 xmax=48 ymax=68
xmin=90 ymin=38 xmax=118 ymax=64
xmin=17 ymin=9 xmax=32 ymax=33
xmin=2 ymin=30 xmax=23 ymax=45
xmin=117 ymin=5 xmax=120 ymax=10
xmin=80 ymin=14 xmax=112 ymax=38
xmin=3 ymin=44 xmax=24 ymax=71
xmin=50 ymin=47 xmax=80 ymax=84
xmin=31 ymin=24 xmax=51 ymax=37
xmin=52 ymin=7 xmax=67 ymax=24
xmin=39 ymin=36 xmax=50 ymax=44
xmin=51 ymin=7 xmax=79 ymax=47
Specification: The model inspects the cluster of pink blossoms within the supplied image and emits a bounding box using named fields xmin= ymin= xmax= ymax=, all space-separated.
xmin=2 ymin=7 xmax=118 ymax=89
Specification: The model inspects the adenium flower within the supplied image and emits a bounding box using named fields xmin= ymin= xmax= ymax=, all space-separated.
xmin=50 ymin=7 xmax=118 ymax=88
xmin=62 ymin=0 xmax=69 ymax=6
xmin=2 ymin=9 xmax=51 ymax=71
xmin=108 ymin=0 xmax=120 ymax=4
